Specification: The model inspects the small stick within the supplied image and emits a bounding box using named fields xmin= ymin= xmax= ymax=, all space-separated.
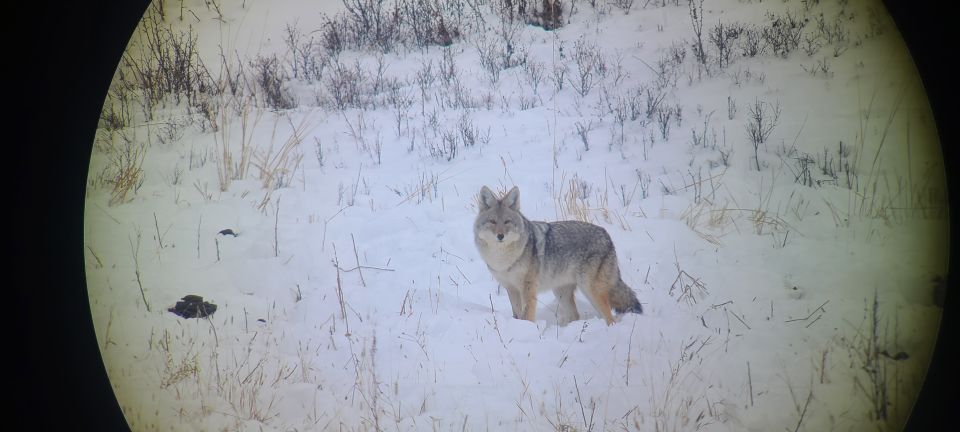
xmin=747 ymin=361 xmax=754 ymax=407
xmin=785 ymin=300 xmax=829 ymax=323
xmin=86 ymin=244 xmax=103 ymax=269
xmin=129 ymin=233 xmax=150 ymax=312
xmin=274 ymin=195 xmax=282 ymax=257
xmin=351 ymin=233 xmax=365 ymax=287
xmin=196 ymin=215 xmax=202 ymax=261
xmin=336 ymin=265 xmax=395 ymax=272
xmin=728 ymin=308 xmax=751 ymax=330
xmin=626 ymin=319 xmax=637 ymax=386
xmin=333 ymin=244 xmax=347 ymax=320
xmin=711 ymin=300 xmax=733 ymax=309
xmin=793 ymin=387 xmax=813 ymax=432
xmin=574 ymin=376 xmax=587 ymax=428
xmin=456 ymin=265 xmax=471 ymax=284
xmin=153 ymin=212 xmax=164 ymax=249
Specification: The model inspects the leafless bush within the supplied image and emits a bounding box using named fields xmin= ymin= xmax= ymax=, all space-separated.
xmin=326 ymin=60 xmax=370 ymax=110
xmin=790 ymin=142 xmax=854 ymax=188
xmin=620 ymin=87 xmax=644 ymax=122
xmin=155 ymin=120 xmax=185 ymax=147
xmin=116 ymin=8 xmax=215 ymax=121
xmin=475 ymin=18 xmax=527 ymax=83
xmin=100 ymin=87 xmax=134 ymax=131
xmin=250 ymin=55 xmax=296 ymax=110
xmin=839 ymin=292 xmax=914 ymax=427
xmin=613 ymin=0 xmax=635 ymax=14
xmin=738 ymin=25 xmax=765 ymax=57
xmin=457 ymin=113 xmax=489 ymax=148
xmin=400 ymin=0 xmax=460 ymax=47
xmin=529 ymin=0 xmax=565 ymax=30
xmin=709 ymin=20 xmax=744 ymax=69
xmin=657 ymin=106 xmax=674 ymax=140
xmin=551 ymin=62 xmax=568 ymax=93
xmin=319 ymin=13 xmax=350 ymax=55
xmin=814 ymin=10 xmax=851 ymax=47
xmin=567 ymin=37 xmax=603 ymax=96
xmin=690 ymin=111 xmax=714 ymax=149
xmin=762 ymin=10 xmax=807 ymax=58
xmin=494 ymin=0 xmax=565 ymax=30
xmin=575 ymin=119 xmax=595 ymax=151
xmin=319 ymin=0 xmax=469 ymax=54
xmin=687 ymin=0 xmax=707 ymax=65
xmin=342 ymin=0 xmax=403 ymax=52
xmin=523 ymin=59 xmax=545 ymax=95
xmin=388 ymin=85 xmax=414 ymax=136
xmin=801 ymin=57 xmax=832 ymax=78
xmin=283 ymin=23 xmax=326 ymax=81
xmin=643 ymin=86 xmax=666 ymax=121
xmin=440 ymin=129 xmax=460 ymax=161
xmin=745 ymin=99 xmax=780 ymax=170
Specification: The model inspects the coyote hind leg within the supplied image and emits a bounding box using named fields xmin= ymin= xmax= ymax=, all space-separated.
xmin=553 ymin=284 xmax=579 ymax=326
xmin=578 ymin=273 xmax=617 ymax=326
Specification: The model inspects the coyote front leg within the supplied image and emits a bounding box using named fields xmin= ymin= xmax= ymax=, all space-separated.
xmin=520 ymin=270 xmax=539 ymax=322
xmin=505 ymin=285 xmax=522 ymax=319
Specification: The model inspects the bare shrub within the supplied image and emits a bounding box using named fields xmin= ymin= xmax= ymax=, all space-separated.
xmin=117 ymin=8 xmax=215 ymax=121
xmin=738 ymin=25 xmax=766 ymax=57
xmin=250 ymin=55 xmax=296 ymax=110
xmin=567 ymin=37 xmax=603 ymax=96
xmin=342 ymin=0 xmax=403 ymax=52
xmin=400 ymin=0 xmax=461 ymax=47
xmin=326 ymin=60 xmax=369 ymax=110
xmin=744 ymin=99 xmax=780 ymax=170
xmin=762 ymin=10 xmax=807 ymax=58
xmin=687 ymin=0 xmax=707 ymax=64
xmin=709 ymin=20 xmax=744 ymax=69
xmin=283 ymin=23 xmax=327 ymax=81
xmin=494 ymin=0 xmax=565 ymax=31
xmin=475 ymin=25 xmax=526 ymax=83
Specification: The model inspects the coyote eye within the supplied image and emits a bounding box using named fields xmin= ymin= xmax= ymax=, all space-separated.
xmin=504 ymin=220 xmax=512 ymax=224
xmin=487 ymin=219 xmax=496 ymax=224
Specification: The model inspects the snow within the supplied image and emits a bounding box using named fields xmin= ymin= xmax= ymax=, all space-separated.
xmin=85 ymin=0 xmax=947 ymax=430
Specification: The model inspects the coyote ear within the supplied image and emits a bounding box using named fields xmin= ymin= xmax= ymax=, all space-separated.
xmin=478 ymin=186 xmax=497 ymax=211
xmin=502 ymin=186 xmax=520 ymax=210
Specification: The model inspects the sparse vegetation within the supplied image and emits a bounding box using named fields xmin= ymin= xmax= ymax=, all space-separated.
xmin=86 ymin=1 xmax=944 ymax=431
xmin=745 ymin=99 xmax=781 ymax=170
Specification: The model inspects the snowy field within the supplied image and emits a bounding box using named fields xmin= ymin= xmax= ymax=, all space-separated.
xmin=84 ymin=1 xmax=947 ymax=430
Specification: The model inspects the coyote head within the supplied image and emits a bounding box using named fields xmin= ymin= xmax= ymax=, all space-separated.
xmin=474 ymin=186 xmax=525 ymax=245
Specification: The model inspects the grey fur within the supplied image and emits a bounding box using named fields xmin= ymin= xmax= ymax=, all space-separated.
xmin=474 ymin=186 xmax=643 ymax=325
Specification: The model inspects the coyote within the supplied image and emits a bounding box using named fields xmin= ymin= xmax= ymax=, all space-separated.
xmin=474 ymin=186 xmax=643 ymax=325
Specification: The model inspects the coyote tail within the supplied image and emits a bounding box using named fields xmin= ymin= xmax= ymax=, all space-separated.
xmin=610 ymin=280 xmax=643 ymax=314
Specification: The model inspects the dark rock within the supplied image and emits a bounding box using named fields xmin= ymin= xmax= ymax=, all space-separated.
xmin=168 ymin=295 xmax=217 ymax=319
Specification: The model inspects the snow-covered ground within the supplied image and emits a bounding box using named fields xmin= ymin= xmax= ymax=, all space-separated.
xmin=84 ymin=1 xmax=947 ymax=430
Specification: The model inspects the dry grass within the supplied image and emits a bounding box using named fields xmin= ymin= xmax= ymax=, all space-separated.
xmin=553 ymin=174 xmax=593 ymax=223
xmin=215 ymin=105 xmax=263 ymax=192
xmin=838 ymin=291 xmax=915 ymax=430
xmin=255 ymin=115 xmax=313 ymax=190
xmin=107 ymin=135 xmax=147 ymax=206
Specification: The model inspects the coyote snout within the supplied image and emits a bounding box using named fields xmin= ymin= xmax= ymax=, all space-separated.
xmin=474 ymin=186 xmax=643 ymax=326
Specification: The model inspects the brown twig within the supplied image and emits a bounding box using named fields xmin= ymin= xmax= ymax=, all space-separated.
xmin=351 ymin=233 xmax=365 ymax=287
xmin=785 ymin=300 xmax=829 ymax=323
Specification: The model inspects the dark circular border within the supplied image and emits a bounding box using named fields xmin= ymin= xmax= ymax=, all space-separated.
xmin=17 ymin=1 xmax=953 ymax=430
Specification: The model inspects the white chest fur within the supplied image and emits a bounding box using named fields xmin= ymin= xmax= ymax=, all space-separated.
xmin=475 ymin=231 xmax=525 ymax=273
